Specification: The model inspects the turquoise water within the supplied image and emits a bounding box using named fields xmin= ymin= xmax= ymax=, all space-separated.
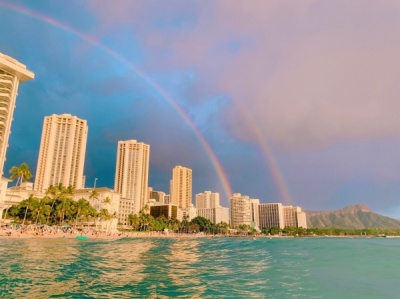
xmin=0 ymin=237 xmax=399 ymax=298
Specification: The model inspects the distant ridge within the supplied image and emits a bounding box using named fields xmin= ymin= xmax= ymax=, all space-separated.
xmin=306 ymin=204 xmax=400 ymax=229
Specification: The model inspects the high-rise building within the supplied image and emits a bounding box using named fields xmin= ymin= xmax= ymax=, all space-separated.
xmin=149 ymin=189 xmax=166 ymax=204
xmin=114 ymin=140 xmax=150 ymax=216
xmin=283 ymin=205 xmax=307 ymax=228
xmin=170 ymin=165 xmax=192 ymax=209
xmin=34 ymin=114 xmax=88 ymax=194
xmin=197 ymin=206 xmax=230 ymax=224
xmin=195 ymin=191 xmax=220 ymax=209
xmin=250 ymin=199 xmax=260 ymax=228
xmin=0 ymin=53 xmax=34 ymax=176
xmin=258 ymin=203 xmax=285 ymax=229
xmin=230 ymin=193 xmax=251 ymax=227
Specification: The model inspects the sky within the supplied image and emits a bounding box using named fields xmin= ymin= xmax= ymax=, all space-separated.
xmin=2 ymin=0 xmax=400 ymax=217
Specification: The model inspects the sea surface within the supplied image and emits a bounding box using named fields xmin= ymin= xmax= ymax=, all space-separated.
xmin=0 ymin=236 xmax=399 ymax=298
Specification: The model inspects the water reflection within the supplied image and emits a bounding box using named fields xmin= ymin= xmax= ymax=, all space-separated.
xmin=165 ymin=239 xmax=206 ymax=297
xmin=1 ymin=239 xmax=79 ymax=298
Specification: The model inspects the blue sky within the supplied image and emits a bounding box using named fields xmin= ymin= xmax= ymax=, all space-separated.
xmin=2 ymin=0 xmax=400 ymax=217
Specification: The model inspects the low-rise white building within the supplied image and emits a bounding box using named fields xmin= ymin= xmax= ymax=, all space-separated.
xmin=74 ymin=187 xmax=120 ymax=231
xmin=197 ymin=206 xmax=229 ymax=224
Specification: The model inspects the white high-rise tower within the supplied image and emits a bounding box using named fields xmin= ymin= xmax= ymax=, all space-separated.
xmin=114 ymin=140 xmax=150 ymax=215
xmin=34 ymin=114 xmax=88 ymax=194
xmin=170 ymin=165 xmax=192 ymax=209
xmin=0 ymin=53 xmax=34 ymax=176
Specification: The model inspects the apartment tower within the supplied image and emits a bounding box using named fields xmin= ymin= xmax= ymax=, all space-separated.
xmin=230 ymin=193 xmax=251 ymax=227
xmin=170 ymin=165 xmax=192 ymax=209
xmin=195 ymin=191 xmax=220 ymax=209
xmin=34 ymin=114 xmax=88 ymax=194
xmin=0 ymin=53 xmax=34 ymax=176
xmin=114 ymin=140 xmax=150 ymax=215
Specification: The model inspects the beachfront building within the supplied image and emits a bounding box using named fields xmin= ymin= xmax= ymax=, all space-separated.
xmin=250 ymin=198 xmax=260 ymax=229
xmin=170 ymin=165 xmax=192 ymax=209
xmin=73 ymin=187 xmax=120 ymax=231
xmin=0 ymin=53 xmax=34 ymax=220
xmin=34 ymin=114 xmax=88 ymax=195
xmin=196 ymin=191 xmax=229 ymax=224
xmin=230 ymin=193 xmax=251 ymax=227
xmin=197 ymin=206 xmax=230 ymax=224
xmin=283 ymin=205 xmax=307 ymax=228
xmin=258 ymin=203 xmax=285 ymax=229
xmin=195 ymin=191 xmax=220 ymax=209
xmin=0 ymin=53 xmax=34 ymax=177
xmin=180 ymin=204 xmax=197 ymax=221
xmin=114 ymin=140 xmax=150 ymax=218
xmin=3 ymin=182 xmax=41 ymax=208
xmin=297 ymin=209 xmax=307 ymax=228
xmin=150 ymin=203 xmax=179 ymax=220
xmin=149 ymin=189 xmax=166 ymax=204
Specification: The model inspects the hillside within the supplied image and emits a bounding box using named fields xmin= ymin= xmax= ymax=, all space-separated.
xmin=306 ymin=204 xmax=400 ymax=229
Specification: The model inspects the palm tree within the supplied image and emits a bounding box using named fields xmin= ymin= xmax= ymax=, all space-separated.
xmin=75 ymin=198 xmax=90 ymax=226
xmin=45 ymin=184 xmax=63 ymax=225
xmin=9 ymin=162 xmax=32 ymax=187
xmin=3 ymin=163 xmax=32 ymax=222
xmin=22 ymin=194 xmax=37 ymax=225
xmin=33 ymin=197 xmax=50 ymax=225
xmin=89 ymin=189 xmax=99 ymax=210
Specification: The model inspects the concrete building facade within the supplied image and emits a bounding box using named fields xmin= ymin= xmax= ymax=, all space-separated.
xmin=73 ymin=187 xmax=120 ymax=231
xmin=195 ymin=191 xmax=220 ymax=209
xmin=170 ymin=165 xmax=192 ymax=209
xmin=258 ymin=203 xmax=285 ymax=229
xmin=230 ymin=193 xmax=251 ymax=227
xmin=0 ymin=53 xmax=34 ymax=177
xmin=197 ymin=206 xmax=230 ymax=224
xmin=114 ymin=140 xmax=150 ymax=216
xmin=34 ymin=114 xmax=88 ymax=195
xmin=250 ymin=198 xmax=260 ymax=228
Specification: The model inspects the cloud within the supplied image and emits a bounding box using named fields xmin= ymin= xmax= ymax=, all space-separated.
xmin=86 ymin=0 xmax=400 ymax=150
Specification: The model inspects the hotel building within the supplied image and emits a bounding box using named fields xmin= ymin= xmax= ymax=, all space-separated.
xmin=170 ymin=165 xmax=192 ymax=209
xmin=0 ymin=53 xmax=34 ymax=219
xmin=114 ymin=140 xmax=150 ymax=217
xmin=250 ymin=198 xmax=260 ymax=229
xmin=34 ymin=114 xmax=88 ymax=195
xmin=230 ymin=193 xmax=251 ymax=227
xmin=283 ymin=205 xmax=307 ymax=228
xmin=195 ymin=191 xmax=219 ymax=209
xmin=197 ymin=206 xmax=230 ymax=224
xmin=0 ymin=53 xmax=34 ymax=176
xmin=73 ymin=187 xmax=120 ymax=231
xmin=196 ymin=191 xmax=229 ymax=224
xmin=258 ymin=203 xmax=285 ymax=229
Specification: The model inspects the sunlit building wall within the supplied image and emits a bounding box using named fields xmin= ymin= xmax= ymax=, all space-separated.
xmin=149 ymin=190 xmax=166 ymax=203
xmin=0 ymin=52 xmax=34 ymax=220
xmin=0 ymin=53 xmax=34 ymax=177
xmin=230 ymin=193 xmax=251 ymax=227
xmin=250 ymin=198 xmax=260 ymax=228
xmin=34 ymin=114 xmax=88 ymax=195
xmin=114 ymin=140 xmax=150 ymax=216
xmin=195 ymin=191 xmax=220 ymax=209
xmin=170 ymin=165 xmax=192 ymax=209
xmin=259 ymin=203 xmax=285 ymax=229
xmin=198 ymin=206 xmax=229 ymax=224
xmin=297 ymin=209 xmax=307 ymax=228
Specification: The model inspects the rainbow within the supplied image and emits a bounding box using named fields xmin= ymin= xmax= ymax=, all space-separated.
xmin=242 ymin=109 xmax=293 ymax=205
xmin=0 ymin=2 xmax=233 ymax=199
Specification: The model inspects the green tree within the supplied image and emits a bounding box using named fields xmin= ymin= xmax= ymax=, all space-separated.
xmin=21 ymin=194 xmax=37 ymax=225
xmin=9 ymin=162 xmax=32 ymax=187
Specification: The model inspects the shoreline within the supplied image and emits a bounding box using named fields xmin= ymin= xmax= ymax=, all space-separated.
xmin=1 ymin=230 xmax=397 ymax=240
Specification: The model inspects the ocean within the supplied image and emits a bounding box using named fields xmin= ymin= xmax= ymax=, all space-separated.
xmin=0 ymin=237 xmax=399 ymax=298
